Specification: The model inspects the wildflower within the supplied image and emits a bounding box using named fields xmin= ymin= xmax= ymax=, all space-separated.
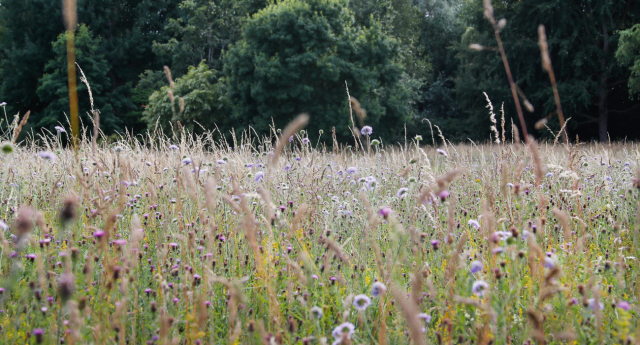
xmin=371 ymin=139 xmax=380 ymax=146
xmin=54 ymin=126 xmax=66 ymax=133
xmin=33 ymin=328 xmax=44 ymax=344
xmin=470 ymin=260 xmax=483 ymax=274
xmin=93 ymin=230 xmax=105 ymax=238
xmin=182 ymin=158 xmax=192 ymax=165
xmin=38 ymin=151 xmax=55 ymax=160
xmin=543 ymin=257 xmax=555 ymax=269
xmin=438 ymin=190 xmax=450 ymax=201
xmin=587 ymin=298 xmax=604 ymax=311
xmin=58 ymin=272 xmax=75 ymax=302
xmin=617 ymin=301 xmax=631 ymax=311
xmin=437 ymin=148 xmax=448 ymax=157
xmin=346 ymin=167 xmax=357 ymax=174
xmin=289 ymin=136 xmax=294 ymax=142
xmin=0 ymin=220 xmax=7 ymax=230
xmin=285 ymin=164 xmax=291 ymax=171
xmin=217 ymin=160 xmax=226 ymax=165
xmin=353 ymin=294 xmax=372 ymax=311
xmin=1 ymin=142 xmax=15 ymax=154
xmin=417 ymin=313 xmax=432 ymax=323
xmin=397 ymin=187 xmax=409 ymax=199
xmin=378 ymin=206 xmax=391 ymax=219
xmin=415 ymin=135 xmax=423 ymax=141
xmin=332 ymin=322 xmax=356 ymax=340
xmin=472 ymin=280 xmax=489 ymax=297
xmin=430 ymin=240 xmax=440 ymax=250
xmin=546 ymin=172 xmax=553 ymax=177
xmin=168 ymin=144 xmax=179 ymax=150
xmin=468 ymin=219 xmax=480 ymax=229
xmin=302 ymin=138 xmax=310 ymax=144
xmin=361 ymin=126 xmax=373 ymax=136
xmin=371 ymin=281 xmax=386 ymax=297
xmin=0 ymin=102 xmax=6 ymax=106
xmin=310 ymin=306 xmax=323 ymax=319
xmin=255 ymin=171 xmax=264 ymax=182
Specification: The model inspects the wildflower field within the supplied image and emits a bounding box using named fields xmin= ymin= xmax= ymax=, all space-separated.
xmin=0 ymin=124 xmax=639 ymax=345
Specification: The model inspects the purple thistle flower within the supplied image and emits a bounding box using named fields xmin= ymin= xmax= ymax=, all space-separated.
xmin=588 ymin=298 xmax=604 ymax=311
xmin=397 ymin=187 xmax=409 ymax=199
xmin=361 ymin=126 xmax=373 ymax=136
xmin=472 ymin=280 xmax=489 ymax=297
xmin=378 ymin=206 xmax=391 ymax=219
xmin=617 ymin=301 xmax=631 ymax=311
xmin=438 ymin=190 xmax=450 ymax=201
xmin=38 ymin=151 xmax=55 ymax=160
xmin=33 ymin=328 xmax=44 ymax=343
xmin=353 ymin=294 xmax=372 ymax=311
xmin=332 ymin=322 xmax=356 ymax=340
xmin=470 ymin=260 xmax=483 ymax=274
xmin=417 ymin=313 xmax=432 ymax=323
xmin=468 ymin=219 xmax=480 ymax=229
xmin=346 ymin=167 xmax=357 ymax=174
xmin=371 ymin=281 xmax=386 ymax=297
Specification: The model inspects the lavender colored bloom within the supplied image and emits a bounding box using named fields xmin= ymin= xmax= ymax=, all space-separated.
xmin=311 ymin=306 xmax=323 ymax=319
xmin=182 ymin=158 xmax=192 ymax=165
xmin=54 ymin=126 xmax=66 ymax=133
xmin=93 ymin=230 xmax=105 ymax=238
xmin=472 ymin=280 xmax=489 ymax=297
xmin=470 ymin=260 xmax=483 ymax=274
xmin=0 ymin=220 xmax=7 ymax=230
xmin=397 ymin=187 xmax=409 ymax=199
xmin=438 ymin=190 xmax=450 ymax=201
xmin=38 ymin=151 xmax=55 ymax=160
xmin=437 ymin=148 xmax=448 ymax=157
xmin=168 ymin=145 xmax=179 ymax=150
xmin=346 ymin=167 xmax=357 ymax=174
xmin=617 ymin=301 xmax=631 ymax=311
xmin=430 ymin=240 xmax=440 ymax=250
xmin=546 ymin=172 xmax=554 ymax=177
xmin=417 ymin=313 xmax=432 ymax=323
xmin=587 ymin=298 xmax=604 ymax=311
xmin=468 ymin=219 xmax=480 ymax=229
xmin=543 ymin=257 xmax=555 ymax=269
xmin=353 ymin=294 xmax=372 ymax=311
xmin=302 ymin=138 xmax=310 ymax=144
xmin=378 ymin=206 xmax=391 ymax=219
xmin=255 ymin=171 xmax=264 ymax=182
xmin=361 ymin=126 xmax=373 ymax=135
xmin=114 ymin=239 xmax=126 ymax=246
xmin=371 ymin=281 xmax=387 ymax=297
xmin=33 ymin=328 xmax=44 ymax=343
xmin=217 ymin=160 xmax=226 ymax=165
xmin=332 ymin=322 xmax=356 ymax=340
xmin=289 ymin=135 xmax=294 ymax=142
xmin=285 ymin=164 xmax=291 ymax=171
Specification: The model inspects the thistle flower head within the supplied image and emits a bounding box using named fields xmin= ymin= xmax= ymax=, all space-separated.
xmin=371 ymin=281 xmax=386 ymax=297
xmin=361 ymin=126 xmax=373 ymax=135
xmin=353 ymin=294 xmax=372 ymax=311
xmin=472 ymin=280 xmax=489 ymax=297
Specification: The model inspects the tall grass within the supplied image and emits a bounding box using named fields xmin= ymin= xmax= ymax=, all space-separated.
xmin=0 ymin=120 xmax=638 ymax=344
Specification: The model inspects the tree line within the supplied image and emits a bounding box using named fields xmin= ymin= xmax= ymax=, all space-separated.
xmin=1 ymin=0 xmax=639 ymax=143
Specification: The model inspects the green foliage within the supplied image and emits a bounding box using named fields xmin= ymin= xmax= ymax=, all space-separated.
xmin=454 ymin=0 xmax=640 ymax=142
xmin=152 ymin=0 xmax=250 ymax=76
xmin=617 ymin=24 xmax=640 ymax=99
xmin=224 ymin=0 xmax=411 ymax=142
xmin=143 ymin=62 xmax=228 ymax=134
xmin=37 ymin=25 xmax=125 ymax=132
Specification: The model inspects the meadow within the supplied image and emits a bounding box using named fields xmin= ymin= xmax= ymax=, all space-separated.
xmin=0 ymin=120 xmax=639 ymax=345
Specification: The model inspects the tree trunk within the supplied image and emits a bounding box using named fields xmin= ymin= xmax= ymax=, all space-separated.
xmin=598 ymin=23 xmax=610 ymax=142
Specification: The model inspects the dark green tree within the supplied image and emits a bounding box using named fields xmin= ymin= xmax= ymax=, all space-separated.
xmin=224 ymin=0 xmax=411 ymax=143
xmin=152 ymin=0 xmax=250 ymax=76
xmin=455 ymin=0 xmax=640 ymax=142
xmin=37 ymin=25 xmax=122 ymax=132
xmin=617 ymin=24 xmax=640 ymax=99
xmin=142 ymin=62 xmax=229 ymax=134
